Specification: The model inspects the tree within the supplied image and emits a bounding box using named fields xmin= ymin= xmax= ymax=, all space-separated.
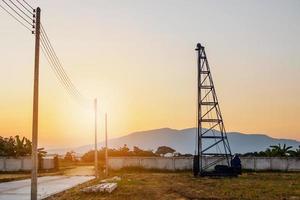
xmin=269 ymin=144 xmax=293 ymax=157
xmin=38 ymin=147 xmax=47 ymax=169
xmin=242 ymin=144 xmax=297 ymax=157
xmin=133 ymin=146 xmax=156 ymax=157
xmin=15 ymin=135 xmax=32 ymax=156
xmin=0 ymin=136 xmax=15 ymax=156
xmin=38 ymin=148 xmax=47 ymax=158
xmin=81 ymin=145 xmax=158 ymax=162
xmin=133 ymin=146 xmax=143 ymax=154
xmin=120 ymin=144 xmax=130 ymax=154
xmin=289 ymin=146 xmax=300 ymax=157
xmin=155 ymin=146 xmax=176 ymax=156
xmin=64 ymin=151 xmax=77 ymax=162
xmin=0 ymin=135 xmax=32 ymax=157
xmin=81 ymin=150 xmax=96 ymax=162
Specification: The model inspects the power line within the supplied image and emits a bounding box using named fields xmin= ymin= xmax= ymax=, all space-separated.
xmin=15 ymin=0 xmax=33 ymax=15
xmin=40 ymin=43 xmax=84 ymax=104
xmin=40 ymin=30 xmax=84 ymax=101
xmin=0 ymin=0 xmax=90 ymax=106
xmin=40 ymin=34 xmax=84 ymax=103
xmin=22 ymin=0 xmax=33 ymax=10
xmin=8 ymin=0 xmax=33 ymax=21
xmin=0 ymin=3 xmax=32 ymax=32
xmin=40 ymin=37 xmax=78 ymax=100
xmin=1 ymin=0 xmax=33 ymax=26
xmin=40 ymin=25 xmax=84 ymax=100
xmin=39 ymin=24 xmax=90 ymax=106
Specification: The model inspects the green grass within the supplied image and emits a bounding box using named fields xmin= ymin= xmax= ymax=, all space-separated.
xmin=45 ymin=170 xmax=300 ymax=200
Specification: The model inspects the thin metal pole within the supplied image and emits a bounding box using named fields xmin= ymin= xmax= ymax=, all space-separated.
xmin=94 ymin=98 xmax=98 ymax=178
xmin=196 ymin=43 xmax=202 ymax=175
xmin=105 ymin=113 xmax=108 ymax=176
xmin=31 ymin=7 xmax=41 ymax=200
xmin=199 ymin=45 xmax=202 ymax=175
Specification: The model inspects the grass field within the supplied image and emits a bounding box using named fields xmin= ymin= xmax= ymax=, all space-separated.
xmin=45 ymin=169 xmax=300 ymax=200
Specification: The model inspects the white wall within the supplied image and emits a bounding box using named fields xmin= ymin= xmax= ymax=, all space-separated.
xmin=42 ymin=158 xmax=55 ymax=170
xmin=0 ymin=157 xmax=56 ymax=171
xmin=108 ymin=157 xmax=300 ymax=171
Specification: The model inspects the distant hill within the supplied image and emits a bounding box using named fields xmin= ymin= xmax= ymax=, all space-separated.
xmin=47 ymin=128 xmax=300 ymax=155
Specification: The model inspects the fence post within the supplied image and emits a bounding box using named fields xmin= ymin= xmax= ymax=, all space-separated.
xmin=21 ymin=157 xmax=24 ymax=170
xmin=173 ymin=157 xmax=175 ymax=171
xmin=139 ymin=158 xmax=141 ymax=168
xmin=270 ymin=157 xmax=273 ymax=170
xmin=286 ymin=157 xmax=289 ymax=172
xmin=3 ymin=158 xmax=6 ymax=171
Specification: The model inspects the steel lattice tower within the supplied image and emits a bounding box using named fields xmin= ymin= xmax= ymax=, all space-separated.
xmin=194 ymin=43 xmax=232 ymax=176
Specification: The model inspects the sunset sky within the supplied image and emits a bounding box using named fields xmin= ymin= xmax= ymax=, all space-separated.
xmin=0 ymin=0 xmax=299 ymax=149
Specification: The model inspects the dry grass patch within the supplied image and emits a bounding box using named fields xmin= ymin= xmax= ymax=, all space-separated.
xmin=46 ymin=170 xmax=300 ymax=200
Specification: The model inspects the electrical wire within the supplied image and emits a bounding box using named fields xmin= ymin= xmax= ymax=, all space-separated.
xmin=39 ymin=25 xmax=91 ymax=107
xmin=40 ymin=32 xmax=79 ymax=98
xmin=40 ymin=36 xmax=80 ymax=102
xmin=15 ymin=0 xmax=33 ymax=15
xmin=40 ymin=44 xmax=76 ymax=100
xmin=40 ymin=25 xmax=84 ymax=100
xmin=8 ymin=0 xmax=33 ymax=21
xmin=40 ymin=26 xmax=80 ymax=95
xmin=0 ymin=3 xmax=32 ymax=32
xmin=1 ymin=0 xmax=33 ymax=26
xmin=22 ymin=0 xmax=33 ymax=10
xmin=40 ymin=35 xmax=86 ymax=105
xmin=1 ymin=0 xmax=91 ymax=108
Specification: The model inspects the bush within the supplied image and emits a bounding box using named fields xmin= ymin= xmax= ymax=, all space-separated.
xmin=0 ymin=135 xmax=32 ymax=157
xmin=81 ymin=145 xmax=157 ymax=162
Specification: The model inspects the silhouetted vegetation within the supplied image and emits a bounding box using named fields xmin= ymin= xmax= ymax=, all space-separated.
xmin=80 ymin=145 xmax=195 ymax=162
xmin=155 ymin=146 xmax=176 ymax=156
xmin=0 ymin=135 xmax=32 ymax=157
xmin=0 ymin=135 xmax=47 ymax=158
xmin=64 ymin=151 xmax=77 ymax=162
xmin=81 ymin=145 xmax=158 ymax=162
xmin=242 ymin=144 xmax=300 ymax=157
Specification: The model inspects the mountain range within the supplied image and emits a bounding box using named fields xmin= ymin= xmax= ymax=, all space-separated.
xmin=47 ymin=128 xmax=300 ymax=155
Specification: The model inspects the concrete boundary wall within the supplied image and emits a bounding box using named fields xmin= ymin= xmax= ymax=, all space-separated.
xmin=108 ymin=157 xmax=300 ymax=171
xmin=0 ymin=157 xmax=55 ymax=171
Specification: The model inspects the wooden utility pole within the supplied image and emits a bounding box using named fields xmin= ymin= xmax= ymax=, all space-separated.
xmin=94 ymin=98 xmax=98 ymax=178
xmin=31 ymin=7 xmax=41 ymax=200
xmin=105 ymin=113 xmax=108 ymax=176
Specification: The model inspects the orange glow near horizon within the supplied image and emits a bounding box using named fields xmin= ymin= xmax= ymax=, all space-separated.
xmin=0 ymin=0 xmax=299 ymax=149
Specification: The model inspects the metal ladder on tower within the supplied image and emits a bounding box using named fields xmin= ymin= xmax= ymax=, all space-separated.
xmin=194 ymin=43 xmax=234 ymax=177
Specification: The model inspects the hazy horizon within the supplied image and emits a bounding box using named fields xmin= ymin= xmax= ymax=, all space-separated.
xmin=46 ymin=127 xmax=300 ymax=154
xmin=0 ymin=0 xmax=299 ymax=149
xmin=10 ymin=126 xmax=300 ymax=150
